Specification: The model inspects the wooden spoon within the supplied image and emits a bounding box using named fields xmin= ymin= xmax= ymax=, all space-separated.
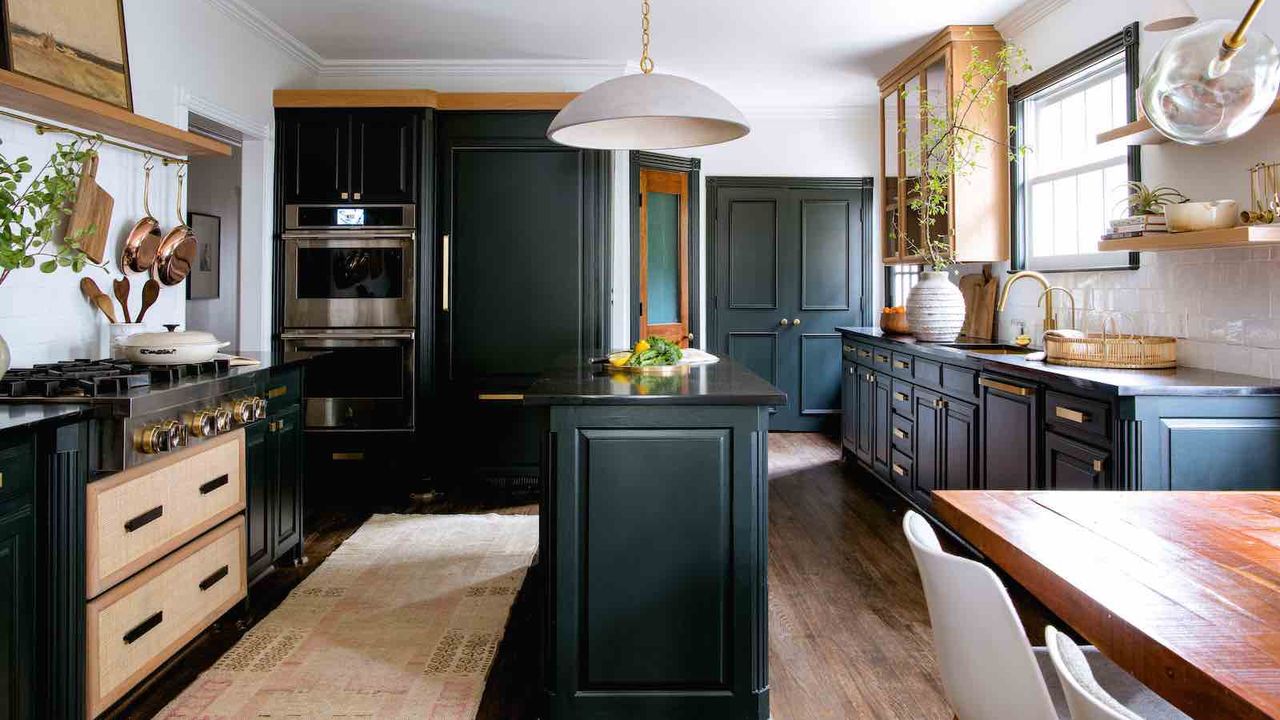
xmin=113 ymin=276 xmax=132 ymax=323
xmin=136 ymin=278 xmax=160 ymax=323
xmin=79 ymin=277 xmax=116 ymax=323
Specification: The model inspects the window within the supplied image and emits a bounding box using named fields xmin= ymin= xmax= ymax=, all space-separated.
xmin=885 ymin=265 xmax=922 ymax=307
xmin=1010 ymin=24 xmax=1140 ymax=272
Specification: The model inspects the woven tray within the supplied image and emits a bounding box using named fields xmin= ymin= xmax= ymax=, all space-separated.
xmin=1044 ymin=332 xmax=1177 ymax=369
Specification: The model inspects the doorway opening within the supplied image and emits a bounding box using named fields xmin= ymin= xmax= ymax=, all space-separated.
xmin=185 ymin=114 xmax=242 ymax=351
xmin=630 ymin=152 xmax=700 ymax=348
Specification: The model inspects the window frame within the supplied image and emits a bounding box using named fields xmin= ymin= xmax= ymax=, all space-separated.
xmin=1009 ymin=22 xmax=1141 ymax=273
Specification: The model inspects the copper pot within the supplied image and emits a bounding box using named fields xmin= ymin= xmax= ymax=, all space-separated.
xmin=153 ymin=166 xmax=197 ymax=286
xmin=121 ymin=159 xmax=162 ymax=273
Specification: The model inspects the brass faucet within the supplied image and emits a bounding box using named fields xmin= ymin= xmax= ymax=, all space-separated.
xmin=1038 ymin=286 xmax=1077 ymax=331
xmin=996 ymin=270 xmax=1057 ymax=332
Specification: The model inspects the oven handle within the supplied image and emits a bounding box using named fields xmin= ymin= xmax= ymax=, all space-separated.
xmin=282 ymin=230 xmax=416 ymax=240
xmin=281 ymin=331 xmax=415 ymax=341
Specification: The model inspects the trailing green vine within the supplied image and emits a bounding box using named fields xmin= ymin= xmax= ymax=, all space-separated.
xmin=0 ymin=135 xmax=106 ymax=286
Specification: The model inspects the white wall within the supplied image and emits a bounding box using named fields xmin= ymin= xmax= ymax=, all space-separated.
xmin=613 ymin=110 xmax=882 ymax=348
xmin=992 ymin=0 xmax=1280 ymax=377
xmin=186 ymin=144 xmax=242 ymax=350
xmin=0 ymin=0 xmax=311 ymax=367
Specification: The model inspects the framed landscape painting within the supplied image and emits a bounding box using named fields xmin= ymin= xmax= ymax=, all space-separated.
xmin=0 ymin=0 xmax=133 ymax=110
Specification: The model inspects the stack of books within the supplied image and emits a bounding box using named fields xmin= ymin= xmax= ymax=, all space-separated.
xmin=1103 ymin=214 xmax=1166 ymax=240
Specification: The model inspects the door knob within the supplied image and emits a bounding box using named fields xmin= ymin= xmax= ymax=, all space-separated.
xmin=779 ymin=319 xmax=788 ymax=327
xmin=686 ymin=332 xmax=695 ymax=341
xmin=791 ymin=318 xmax=801 ymax=326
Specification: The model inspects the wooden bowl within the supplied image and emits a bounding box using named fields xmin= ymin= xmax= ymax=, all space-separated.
xmin=880 ymin=311 xmax=911 ymax=335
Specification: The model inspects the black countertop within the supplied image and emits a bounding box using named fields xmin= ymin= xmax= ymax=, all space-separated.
xmin=525 ymin=354 xmax=787 ymax=406
xmin=0 ymin=404 xmax=96 ymax=434
xmin=838 ymin=327 xmax=1280 ymax=397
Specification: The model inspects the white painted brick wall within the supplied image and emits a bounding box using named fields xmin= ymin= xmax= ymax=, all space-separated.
xmin=989 ymin=248 xmax=1280 ymax=379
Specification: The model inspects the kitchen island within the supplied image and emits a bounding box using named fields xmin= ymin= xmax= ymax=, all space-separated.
xmin=525 ymin=356 xmax=785 ymax=720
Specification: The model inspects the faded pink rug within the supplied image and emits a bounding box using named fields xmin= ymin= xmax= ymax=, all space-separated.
xmin=158 ymin=513 xmax=539 ymax=719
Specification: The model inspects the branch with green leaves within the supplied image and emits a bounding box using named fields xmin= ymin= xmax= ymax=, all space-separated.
xmin=0 ymin=135 xmax=107 ymax=286
xmin=903 ymin=41 xmax=1030 ymax=271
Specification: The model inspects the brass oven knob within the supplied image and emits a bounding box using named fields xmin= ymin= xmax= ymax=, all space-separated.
xmin=187 ymin=410 xmax=217 ymax=438
xmin=232 ymin=398 xmax=256 ymax=425
xmin=252 ymin=396 xmax=267 ymax=420
xmin=163 ymin=420 xmax=186 ymax=450
xmin=135 ymin=424 xmax=166 ymax=454
xmin=214 ymin=408 xmax=232 ymax=433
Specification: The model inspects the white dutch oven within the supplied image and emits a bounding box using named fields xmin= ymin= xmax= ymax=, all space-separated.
xmin=114 ymin=326 xmax=229 ymax=365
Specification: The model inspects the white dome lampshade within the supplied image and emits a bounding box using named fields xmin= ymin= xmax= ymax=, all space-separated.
xmin=1144 ymin=0 xmax=1198 ymax=32
xmin=547 ymin=72 xmax=751 ymax=150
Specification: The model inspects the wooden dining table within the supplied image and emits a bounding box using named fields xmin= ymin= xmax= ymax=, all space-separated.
xmin=934 ymin=490 xmax=1280 ymax=720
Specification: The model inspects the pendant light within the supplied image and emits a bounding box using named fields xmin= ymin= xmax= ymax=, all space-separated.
xmin=1144 ymin=0 xmax=1198 ymax=31
xmin=1140 ymin=0 xmax=1280 ymax=145
xmin=547 ymin=0 xmax=750 ymax=150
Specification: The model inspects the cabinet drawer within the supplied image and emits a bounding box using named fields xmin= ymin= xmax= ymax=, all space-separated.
xmin=87 ymin=431 xmax=246 ymax=599
xmin=891 ymin=414 xmax=914 ymax=457
xmin=849 ymin=343 xmax=873 ymax=364
xmin=891 ymin=380 xmax=913 ymax=417
xmin=871 ymin=348 xmax=893 ymax=374
xmin=889 ymin=352 xmax=914 ymax=379
xmin=1046 ymin=391 xmax=1110 ymax=442
xmin=913 ymin=357 xmax=943 ymax=388
xmin=0 ymin=434 xmax=34 ymax=506
xmin=942 ymin=365 xmax=978 ymax=401
xmin=266 ymin=366 xmax=302 ymax=414
xmin=86 ymin=516 xmax=246 ymax=719
xmin=890 ymin=448 xmax=913 ymax=485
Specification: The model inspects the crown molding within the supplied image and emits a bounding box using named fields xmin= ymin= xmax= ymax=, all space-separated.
xmin=741 ymin=105 xmax=878 ymax=120
xmin=204 ymin=0 xmax=323 ymax=72
xmin=315 ymin=58 xmax=626 ymax=79
xmin=995 ymin=0 xmax=1073 ymax=38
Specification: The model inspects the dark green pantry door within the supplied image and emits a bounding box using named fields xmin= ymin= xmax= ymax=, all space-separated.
xmin=710 ymin=178 xmax=872 ymax=431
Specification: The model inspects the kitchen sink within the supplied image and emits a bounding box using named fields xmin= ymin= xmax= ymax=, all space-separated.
xmin=943 ymin=343 xmax=1038 ymax=356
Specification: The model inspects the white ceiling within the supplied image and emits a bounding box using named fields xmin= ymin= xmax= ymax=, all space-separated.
xmin=236 ymin=0 xmax=1035 ymax=107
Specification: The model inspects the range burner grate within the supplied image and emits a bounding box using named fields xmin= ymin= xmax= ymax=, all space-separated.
xmin=0 ymin=358 xmax=231 ymax=398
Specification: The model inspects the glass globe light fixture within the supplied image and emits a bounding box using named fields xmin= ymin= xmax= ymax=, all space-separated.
xmin=1141 ymin=8 xmax=1280 ymax=145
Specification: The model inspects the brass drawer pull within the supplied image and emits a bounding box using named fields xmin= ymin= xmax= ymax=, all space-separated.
xmin=124 ymin=505 xmax=164 ymax=533
xmin=865 ymin=373 xmax=876 ymax=383
xmin=892 ymin=463 xmax=907 ymax=477
xmin=199 ymin=565 xmax=230 ymax=592
xmin=857 ymin=349 xmax=871 ymax=358
xmin=892 ymin=428 xmax=908 ymax=440
xmin=267 ymin=386 xmax=288 ymax=399
xmin=894 ymin=391 xmax=909 ymax=402
xmin=123 ymin=611 xmax=163 ymax=645
xmin=979 ymin=377 xmax=1033 ymax=397
xmin=478 ymin=393 xmax=525 ymax=401
xmin=934 ymin=398 xmax=948 ymax=409
xmin=332 ymin=452 xmax=364 ymax=461
xmin=198 ymin=475 xmax=229 ymax=495
xmin=843 ymin=345 xmax=856 ymax=353
xmin=1056 ymin=406 xmax=1089 ymax=423
xmin=894 ymin=359 xmax=910 ymax=369
xmin=1092 ymin=458 xmax=1104 ymax=473
xmin=875 ymin=354 xmax=889 ymax=363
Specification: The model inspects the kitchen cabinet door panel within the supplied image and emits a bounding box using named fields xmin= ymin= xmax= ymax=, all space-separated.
xmin=1046 ymin=431 xmax=1109 ymax=490
xmin=942 ymin=399 xmax=978 ymax=491
xmin=873 ymin=372 xmax=893 ymax=474
xmin=913 ymin=387 xmax=942 ymax=501
xmin=0 ymin=502 xmax=33 ymax=720
xmin=245 ymin=420 xmax=271 ymax=584
xmin=854 ymin=368 xmax=874 ymax=466
xmin=270 ymin=404 xmax=303 ymax=558
xmin=841 ymin=361 xmax=857 ymax=451
xmin=351 ymin=110 xmax=418 ymax=203
xmin=279 ymin=110 xmax=349 ymax=204
xmin=981 ymin=378 xmax=1039 ymax=491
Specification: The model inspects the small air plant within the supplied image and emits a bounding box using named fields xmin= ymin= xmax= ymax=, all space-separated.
xmin=1118 ymin=181 xmax=1188 ymax=217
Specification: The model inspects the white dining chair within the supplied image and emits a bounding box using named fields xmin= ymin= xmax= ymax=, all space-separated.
xmin=901 ymin=511 xmax=1190 ymax=720
xmin=1045 ymin=626 xmax=1190 ymax=720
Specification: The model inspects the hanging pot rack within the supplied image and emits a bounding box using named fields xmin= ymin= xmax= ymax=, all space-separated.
xmin=0 ymin=107 xmax=189 ymax=165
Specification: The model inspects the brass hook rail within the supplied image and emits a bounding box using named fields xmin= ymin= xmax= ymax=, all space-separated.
xmin=0 ymin=107 xmax=188 ymax=165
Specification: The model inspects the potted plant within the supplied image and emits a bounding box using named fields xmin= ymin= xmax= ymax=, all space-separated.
xmin=903 ymin=43 xmax=1028 ymax=342
xmin=0 ymin=136 xmax=104 ymax=375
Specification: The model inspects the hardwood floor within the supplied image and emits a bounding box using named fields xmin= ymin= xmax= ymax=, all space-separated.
xmin=119 ymin=432 xmax=1052 ymax=719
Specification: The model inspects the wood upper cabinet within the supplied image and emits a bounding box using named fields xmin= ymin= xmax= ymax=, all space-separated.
xmin=278 ymin=108 xmax=419 ymax=204
xmin=878 ymin=26 xmax=1009 ymax=265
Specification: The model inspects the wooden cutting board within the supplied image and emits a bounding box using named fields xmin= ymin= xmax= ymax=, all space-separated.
xmin=63 ymin=152 xmax=113 ymax=263
xmin=959 ymin=270 xmax=998 ymax=339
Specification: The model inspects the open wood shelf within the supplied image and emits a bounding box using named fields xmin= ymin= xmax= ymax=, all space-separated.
xmin=1096 ymin=97 xmax=1280 ymax=146
xmin=1098 ymin=224 xmax=1280 ymax=252
xmin=0 ymin=70 xmax=231 ymax=157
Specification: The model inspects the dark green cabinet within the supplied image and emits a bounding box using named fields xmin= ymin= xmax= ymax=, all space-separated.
xmin=872 ymin=372 xmax=892 ymax=475
xmin=841 ymin=361 xmax=857 ymax=451
xmin=853 ymin=368 xmax=874 ymax=465
xmin=278 ymin=108 xmax=419 ymax=204
xmin=0 ymin=501 xmax=33 ymax=720
xmin=1045 ymin=431 xmax=1109 ymax=490
xmin=980 ymin=376 xmax=1039 ymax=491
xmin=269 ymin=404 xmax=303 ymax=558
xmin=941 ymin=399 xmax=978 ymax=492
xmin=912 ymin=388 xmax=942 ymax=501
xmin=245 ymin=420 xmax=272 ymax=582
xmin=246 ymin=370 xmax=306 ymax=585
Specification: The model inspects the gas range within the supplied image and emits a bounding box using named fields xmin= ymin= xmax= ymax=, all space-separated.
xmin=1 ymin=358 xmax=267 ymax=473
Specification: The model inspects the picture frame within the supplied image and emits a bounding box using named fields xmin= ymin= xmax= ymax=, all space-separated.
xmin=187 ymin=212 xmax=221 ymax=300
xmin=0 ymin=0 xmax=133 ymax=110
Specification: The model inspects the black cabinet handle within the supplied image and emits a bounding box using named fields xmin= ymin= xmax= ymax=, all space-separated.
xmin=122 ymin=611 xmax=163 ymax=644
xmin=199 ymin=475 xmax=230 ymax=495
xmin=124 ymin=505 xmax=164 ymax=533
xmin=199 ymin=565 xmax=230 ymax=591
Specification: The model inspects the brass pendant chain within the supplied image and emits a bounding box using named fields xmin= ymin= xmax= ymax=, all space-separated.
xmin=639 ymin=0 xmax=654 ymax=74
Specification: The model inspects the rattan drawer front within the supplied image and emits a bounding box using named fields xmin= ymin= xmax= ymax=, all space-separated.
xmin=87 ymin=430 xmax=245 ymax=599
xmin=86 ymin=516 xmax=246 ymax=719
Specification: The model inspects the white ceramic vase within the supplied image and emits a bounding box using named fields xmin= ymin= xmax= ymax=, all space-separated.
xmin=906 ymin=271 xmax=965 ymax=342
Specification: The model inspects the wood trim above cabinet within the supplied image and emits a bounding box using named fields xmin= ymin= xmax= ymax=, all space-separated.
xmin=274 ymin=89 xmax=577 ymax=110
xmin=878 ymin=25 xmax=1003 ymax=92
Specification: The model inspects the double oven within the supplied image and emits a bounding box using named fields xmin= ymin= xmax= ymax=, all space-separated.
xmin=281 ymin=204 xmax=416 ymax=431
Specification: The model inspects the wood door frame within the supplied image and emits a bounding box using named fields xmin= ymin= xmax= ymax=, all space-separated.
xmin=630 ymin=151 xmax=700 ymax=346
xmin=706 ymin=176 xmax=875 ymax=356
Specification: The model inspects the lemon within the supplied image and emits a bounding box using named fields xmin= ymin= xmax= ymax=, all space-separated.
xmin=634 ymin=340 xmax=650 ymax=353
xmin=609 ymin=353 xmax=629 ymax=367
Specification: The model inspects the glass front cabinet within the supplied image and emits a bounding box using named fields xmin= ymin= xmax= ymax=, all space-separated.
xmin=878 ymin=25 xmax=1010 ymax=265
